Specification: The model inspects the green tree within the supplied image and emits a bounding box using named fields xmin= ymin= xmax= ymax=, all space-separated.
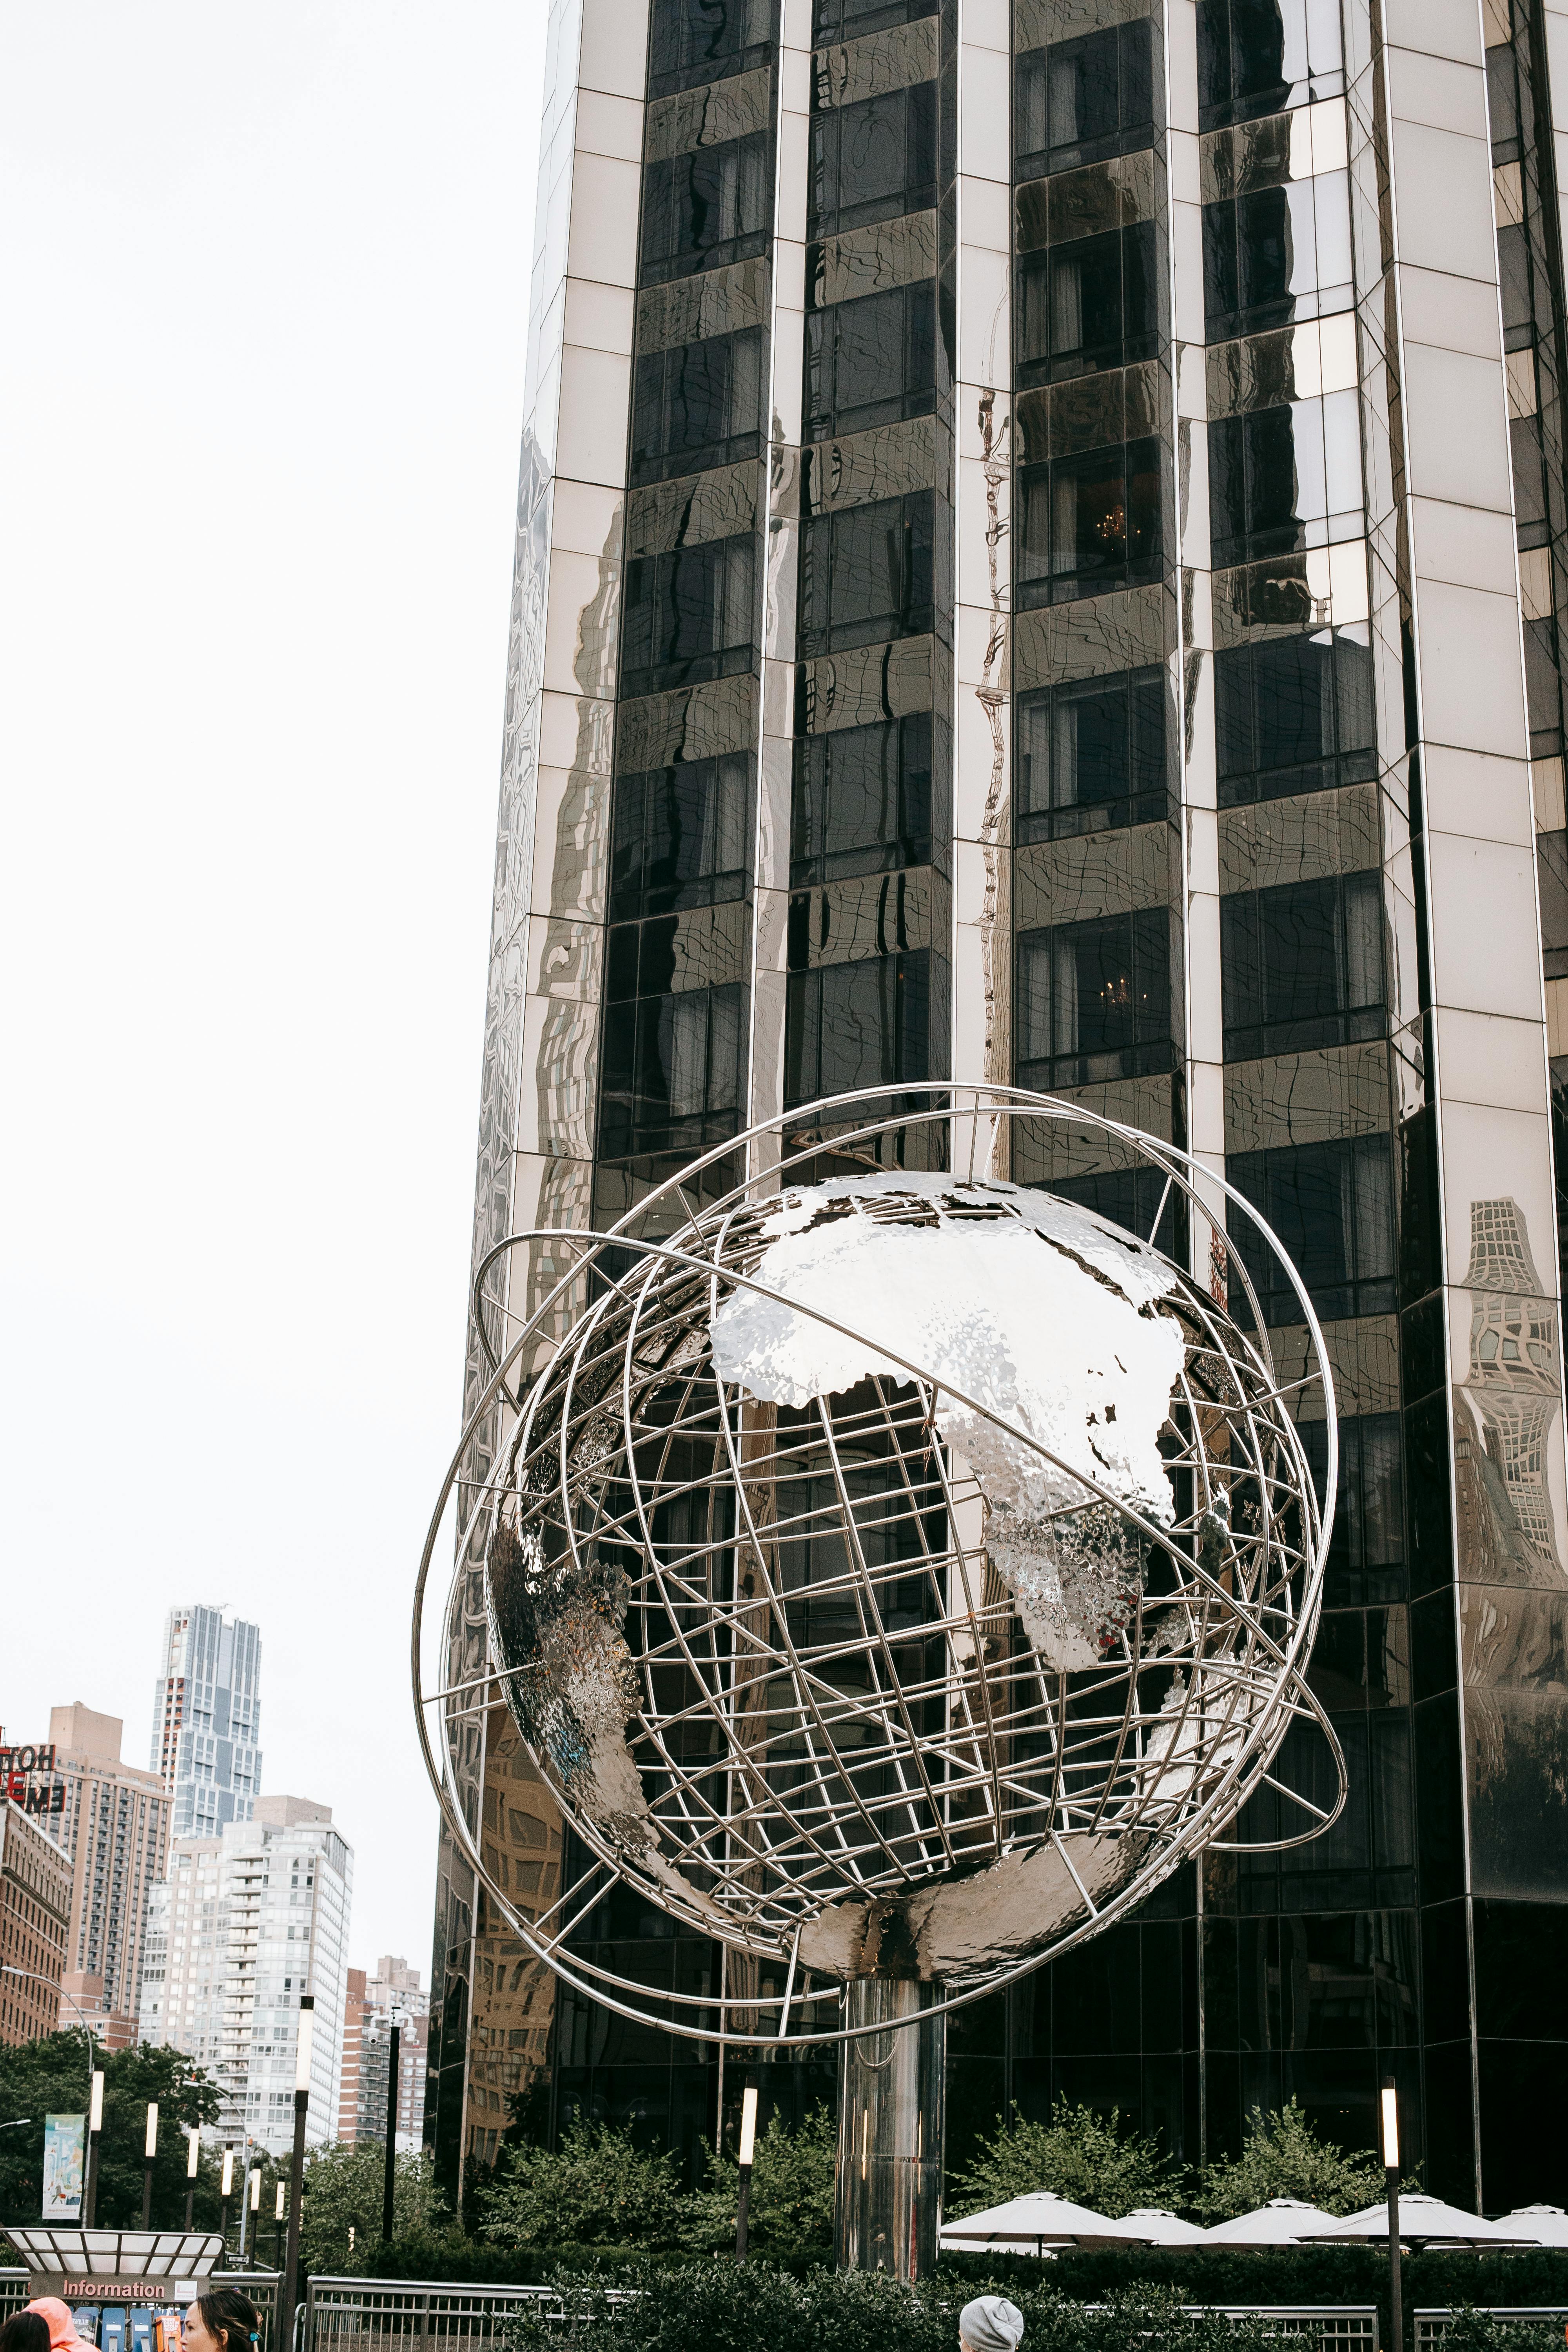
xmin=478 ymin=2117 xmax=685 ymax=2251
xmin=0 ymin=2036 xmax=223 ymax=2229
xmin=681 ymin=2106 xmax=837 ymax=2258
xmin=949 ymin=2098 xmax=1187 ymax=2220
xmin=1192 ymin=2098 xmax=1391 ymax=2221
xmin=295 ymin=2143 xmax=440 ymax=2277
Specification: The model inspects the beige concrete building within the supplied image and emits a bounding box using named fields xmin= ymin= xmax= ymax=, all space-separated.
xmin=45 ymin=1704 xmax=170 ymax=2030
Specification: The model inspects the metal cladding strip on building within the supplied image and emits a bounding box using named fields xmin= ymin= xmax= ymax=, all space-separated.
xmin=427 ymin=0 xmax=1568 ymax=2212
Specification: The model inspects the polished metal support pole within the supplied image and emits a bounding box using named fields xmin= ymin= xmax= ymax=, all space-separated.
xmin=833 ymin=1978 xmax=945 ymax=2279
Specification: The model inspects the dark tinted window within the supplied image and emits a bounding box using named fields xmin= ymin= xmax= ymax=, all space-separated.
xmin=1016 ymin=665 xmax=1165 ymax=841
xmin=1227 ymin=1133 xmax=1396 ymax=1325
xmin=792 ymin=714 xmax=933 ymax=885
xmin=1016 ymin=906 xmax=1172 ymax=1088
xmin=632 ymin=330 xmax=765 ymax=484
xmin=1203 ymin=187 xmax=1294 ymax=338
xmin=1018 ymin=437 xmax=1162 ymax=605
xmin=621 ymin=535 xmax=757 ymax=697
xmin=804 ymin=282 xmax=938 ymax=437
xmin=1300 ymin=1414 xmax=1406 ymax=1608
xmin=1041 ymin=1165 xmax=1185 ymax=1261
xmin=1198 ymin=0 xmax=1288 ymax=129
xmin=1221 ymin=870 xmax=1385 ymax=1060
xmin=785 ymin=950 xmax=930 ymax=1105
xmin=1017 ymin=222 xmax=1158 ymax=385
xmin=600 ymin=983 xmax=746 ymax=1160
xmin=1209 ymin=405 xmax=1305 ymax=564
xmin=641 ymin=134 xmax=770 ymax=283
xmin=1497 ymin=220 xmax=1533 ymax=343
xmin=648 ymin=0 xmax=773 ymax=94
xmin=1539 ymin=828 xmax=1568 ymax=978
xmin=1016 ymin=22 xmax=1155 ymax=175
xmin=1486 ymin=38 xmax=1521 ymax=154
xmin=1214 ymin=629 xmax=1376 ymax=803
xmin=798 ymin=491 xmax=940 ymax=655
xmin=810 ymin=83 xmax=937 ymax=236
xmin=611 ymin=756 xmax=751 ymax=919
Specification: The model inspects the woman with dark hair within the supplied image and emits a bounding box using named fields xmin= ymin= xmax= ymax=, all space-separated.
xmin=2 ymin=2313 xmax=53 ymax=2352
xmin=181 ymin=2291 xmax=260 ymax=2352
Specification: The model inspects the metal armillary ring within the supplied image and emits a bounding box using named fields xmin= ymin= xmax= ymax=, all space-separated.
xmin=413 ymin=1086 xmax=1345 ymax=2047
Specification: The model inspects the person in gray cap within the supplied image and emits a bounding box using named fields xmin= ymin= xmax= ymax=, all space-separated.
xmin=959 ymin=2297 xmax=1024 ymax=2352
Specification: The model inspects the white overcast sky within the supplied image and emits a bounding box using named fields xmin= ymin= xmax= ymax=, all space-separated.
xmin=0 ymin=4 xmax=547 ymax=1973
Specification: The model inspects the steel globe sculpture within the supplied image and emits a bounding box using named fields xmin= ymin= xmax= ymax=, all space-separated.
xmin=415 ymin=1087 xmax=1343 ymax=2274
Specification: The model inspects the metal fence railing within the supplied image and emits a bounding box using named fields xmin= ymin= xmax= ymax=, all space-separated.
xmin=0 ymin=2272 xmax=1381 ymax=2352
xmin=301 ymin=2278 xmax=639 ymax=2352
xmin=1415 ymin=2312 xmax=1568 ymax=2350
xmin=215 ymin=2269 xmax=284 ymax=2352
xmin=298 ymin=2283 xmax=1378 ymax=2352
xmin=1207 ymin=2309 xmax=1379 ymax=2351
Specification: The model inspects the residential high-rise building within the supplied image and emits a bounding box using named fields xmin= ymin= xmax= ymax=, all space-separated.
xmin=138 ymin=1794 xmax=352 ymax=2154
xmin=338 ymin=1965 xmax=370 ymax=2143
xmin=0 ymin=1798 xmax=71 ymax=2047
xmin=151 ymin=1606 xmax=263 ymax=1838
xmin=429 ymin=0 xmax=1568 ymax=2215
xmin=340 ymin=1958 xmax=430 ymax=2149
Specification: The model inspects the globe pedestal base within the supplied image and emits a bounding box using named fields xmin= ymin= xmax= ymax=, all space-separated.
xmin=833 ymin=1977 xmax=946 ymax=2278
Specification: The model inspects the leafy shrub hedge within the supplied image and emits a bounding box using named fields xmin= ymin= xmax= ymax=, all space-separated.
xmin=356 ymin=2241 xmax=1568 ymax=2349
xmin=499 ymin=2269 xmax=1292 ymax=2352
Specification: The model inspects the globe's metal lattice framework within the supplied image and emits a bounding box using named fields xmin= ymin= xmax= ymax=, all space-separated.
xmin=414 ymin=1087 xmax=1345 ymax=2048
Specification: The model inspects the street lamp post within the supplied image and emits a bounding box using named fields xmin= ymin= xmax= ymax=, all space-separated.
xmin=281 ymin=1994 xmax=314 ymax=2346
xmin=273 ymin=2181 xmax=285 ymax=2272
xmin=381 ymin=2016 xmax=401 ymax=2247
xmin=141 ymin=2104 xmax=158 ymax=2229
xmin=219 ymin=2147 xmax=234 ymax=2259
xmin=1381 ymin=2076 xmax=1403 ymax=2352
xmin=734 ymin=2078 xmax=758 ymax=2265
xmin=184 ymin=2128 xmax=200 ymax=2230
xmin=244 ymin=2166 xmax=260 ymax=2266
xmin=84 ymin=2069 xmax=105 ymax=2228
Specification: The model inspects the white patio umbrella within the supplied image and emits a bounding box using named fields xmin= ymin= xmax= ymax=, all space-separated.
xmin=1308 ymin=2193 xmax=1534 ymax=2246
xmin=1118 ymin=2207 xmax=1210 ymax=2245
xmin=1496 ymin=2206 xmax=1568 ymax=2247
xmin=1202 ymin=2198 xmax=1345 ymax=2245
xmin=939 ymin=2190 xmax=1144 ymax=2252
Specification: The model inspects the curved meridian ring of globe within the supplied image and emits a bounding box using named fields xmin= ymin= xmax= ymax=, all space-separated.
xmin=418 ymin=1090 xmax=1345 ymax=2044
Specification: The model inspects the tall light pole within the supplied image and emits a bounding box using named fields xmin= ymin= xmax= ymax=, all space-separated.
xmin=281 ymin=1994 xmax=314 ymax=2346
xmin=141 ymin=2103 xmax=158 ymax=2229
xmin=734 ymin=2077 xmax=758 ymax=2265
xmin=380 ymin=2015 xmax=401 ymax=2247
xmin=243 ymin=2166 xmax=261 ymax=2266
xmin=184 ymin=2128 xmax=200 ymax=2230
xmin=84 ymin=2069 xmax=105 ymax=2227
xmin=219 ymin=2146 xmax=234 ymax=2257
xmin=274 ymin=2180 xmax=285 ymax=2272
xmin=1381 ymin=2075 xmax=1403 ymax=2352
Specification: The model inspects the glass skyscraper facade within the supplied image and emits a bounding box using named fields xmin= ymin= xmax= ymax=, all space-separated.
xmin=427 ymin=0 xmax=1568 ymax=2214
